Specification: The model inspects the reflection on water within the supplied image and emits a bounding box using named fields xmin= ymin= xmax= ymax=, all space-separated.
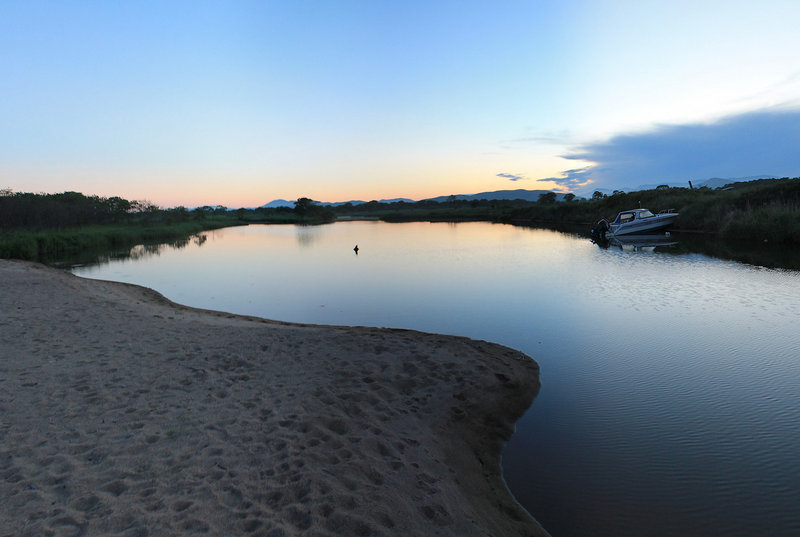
xmin=71 ymin=222 xmax=800 ymax=537
xmin=594 ymin=232 xmax=679 ymax=252
xmin=56 ymin=232 xmax=210 ymax=269
xmin=672 ymin=232 xmax=800 ymax=270
xmin=295 ymin=224 xmax=324 ymax=247
xmin=124 ymin=234 xmax=209 ymax=261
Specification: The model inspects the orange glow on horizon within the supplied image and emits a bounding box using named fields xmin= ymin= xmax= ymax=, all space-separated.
xmin=6 ymin=161 xmax=583 ymax=209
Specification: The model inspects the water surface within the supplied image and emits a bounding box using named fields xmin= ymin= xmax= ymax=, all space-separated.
xmin=73 ymin=222 xmax=800 ymax=536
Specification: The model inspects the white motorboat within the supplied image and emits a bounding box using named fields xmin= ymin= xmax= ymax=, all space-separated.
xmin=592 ymin=208 xmax=678 ymax=239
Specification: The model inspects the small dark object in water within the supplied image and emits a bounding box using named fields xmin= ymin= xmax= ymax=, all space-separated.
xmin=353 ymin=245 xmax=359 ymax=254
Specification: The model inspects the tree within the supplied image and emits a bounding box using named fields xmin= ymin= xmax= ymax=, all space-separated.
xmin=165 ymin=206 xmax=190 ymax=223
xmin=592 ymin=191 xmax=606 ymax=200
xmin=538 ymin=192 xmax=557 ymax=204
xmin=292 ymin=197 xmax=335 ymax=222
xmin=106 ymin=196 xmax=132 ymax=221
xmin=563 ymin=193 xmax=576 ymax=202
xmin=294 ymin=197 xmax=315 ymax=216
xmin=131 ymin=200 xmax=160 ymax=213
xmin=193 ymin=206 xmax=214 ymax=220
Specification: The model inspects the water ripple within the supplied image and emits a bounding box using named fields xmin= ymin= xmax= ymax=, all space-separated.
xmin=72 ymin=223 xmax=800 ymax=537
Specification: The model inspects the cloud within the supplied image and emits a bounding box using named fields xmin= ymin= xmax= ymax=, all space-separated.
xmin=509 ymin=130 xmax=577 ymax=146
xmin=550 ymin=108 xmax=800 ymax=195
xmin=497 ymin=172 xmax=527 ymax=182
xmin=535 ymin=167 xmax=594 ymax=191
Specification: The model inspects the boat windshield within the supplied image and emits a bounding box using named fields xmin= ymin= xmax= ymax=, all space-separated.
xmin=639 ymin=210 xmax=654 ymax=218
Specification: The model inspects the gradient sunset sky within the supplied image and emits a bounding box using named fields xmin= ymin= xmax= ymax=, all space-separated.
xmin=3 ymin=1 xmax=799 ymax=208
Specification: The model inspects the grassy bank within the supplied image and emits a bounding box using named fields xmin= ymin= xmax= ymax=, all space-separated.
xmin=496 ymin=178 xmax=800 ymax=244
xmin=324 ymin=177 xmax=800 ymax=245
xmin=332 ymin=199 xmax=534 ymax=223
xmin=0 ymin=192 xmax=339 ymax=262
xmin=4 ymin=179 xmax=800 ymax=261
xmin=0 ymin=219 xmax=242 ymax=262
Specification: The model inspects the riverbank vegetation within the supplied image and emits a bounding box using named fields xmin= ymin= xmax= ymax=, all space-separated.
xmin=500 ymin=177 xmax=800 ymax=243
xmin=3 ymin=177 xmax=799 ymax=262
xmin=0 ymin=192 xmax=334 ymax=261
xmin=331 ymin=197 xmax=533 ymax=223
xmin=330 ymin=177 xmax=800 ymax=244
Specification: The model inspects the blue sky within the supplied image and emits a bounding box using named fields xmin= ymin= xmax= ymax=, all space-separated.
xmin=2 ymin=1 xmax=799 ymax=207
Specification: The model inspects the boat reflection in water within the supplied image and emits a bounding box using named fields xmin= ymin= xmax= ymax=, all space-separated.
xmin=597 ymin=233 xmax=679 ymax=252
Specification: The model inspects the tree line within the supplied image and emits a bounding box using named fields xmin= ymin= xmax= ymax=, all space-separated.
xmin=0 ymin=190 xmax=343 ymax=232
xmin=6 ymin=177 xmax=798 ymax=244
xmin=0 ymin=190 xmax=160 ymax=230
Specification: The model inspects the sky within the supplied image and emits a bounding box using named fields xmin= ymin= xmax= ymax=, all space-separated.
xmin=2 ymin=1 xmax=799 ymax=208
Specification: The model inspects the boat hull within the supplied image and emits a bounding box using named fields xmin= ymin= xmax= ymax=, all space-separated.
xmin=609 ymin=214 xmax=677 ymax=236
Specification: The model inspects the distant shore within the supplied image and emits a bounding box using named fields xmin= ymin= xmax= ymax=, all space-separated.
xmin=0 ymin=260 xmax=548 ymax=536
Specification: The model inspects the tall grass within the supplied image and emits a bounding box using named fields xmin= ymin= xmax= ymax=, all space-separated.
xmin=498 ymin=177 xmax=800 ymax=244
xmin=720 ymin=199 xmax=800 ymax=243
xmin=0 ymin=219 xmax=241 ymax=262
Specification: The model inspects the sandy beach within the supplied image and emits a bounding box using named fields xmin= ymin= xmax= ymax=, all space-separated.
xmin=0 ymin=259 xmax=548 ymax=537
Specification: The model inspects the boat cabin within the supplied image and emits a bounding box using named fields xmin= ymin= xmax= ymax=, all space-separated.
xmin=612 ymin=209 xmax=654 ymax=224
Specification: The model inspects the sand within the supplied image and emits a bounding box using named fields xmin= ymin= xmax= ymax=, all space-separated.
xmin=0 ymin=259 xmax=548 ymax=537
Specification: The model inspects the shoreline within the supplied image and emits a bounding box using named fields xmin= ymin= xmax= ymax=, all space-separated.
xmin=1 ymin=259 xmax=549 ymax=536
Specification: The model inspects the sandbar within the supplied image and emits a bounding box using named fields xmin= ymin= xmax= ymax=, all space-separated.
xmin=0 ymin=259 xmax=548 ymax=536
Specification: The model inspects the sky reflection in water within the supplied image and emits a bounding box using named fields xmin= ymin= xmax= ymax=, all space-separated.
xmin=74 ymin=222 xmax=800 ymax=537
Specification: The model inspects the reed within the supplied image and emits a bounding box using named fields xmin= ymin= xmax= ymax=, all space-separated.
xmin=0 ymin=220 xmax=241 ymax=262
xmin=497 ymin=177 xmax=800 ymax=244
xmin=720 ymin=199 xmax=800 ymax=243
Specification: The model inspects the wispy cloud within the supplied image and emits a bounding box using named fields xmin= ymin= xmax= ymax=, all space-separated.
xmin=548 ymin=108 xmax=800 ymax=194
xmin=535 ymin=168 xmax=594 ymax=191
xmin=497 ymin=172 xmax=527 ymax=182
xmin=509 ymin=130 xmax=577 ymax=146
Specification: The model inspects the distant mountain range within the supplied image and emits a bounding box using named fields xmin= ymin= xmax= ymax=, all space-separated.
xmin=259 ymin=199 xmax=294 ymax=208
xmin=258 ymin=197 xmax=415 ymax=209
xmin=633 ymin=175 xmax=776 ymax=192
xmin=422 ymin=188 xmax=569 ymax=203
xmin=588 ymin=175 xmax=778 ymax=197
xmin=257 ymin=177 xmax=776 ymax=210
xmin=258 ymin=188 xmax=569 ymax=209
xmin=695 ymin=175 xmax=776 ymax=189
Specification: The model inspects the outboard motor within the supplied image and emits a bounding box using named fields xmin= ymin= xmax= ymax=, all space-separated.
xmin=591 ymin=218 xmax=610 ymax=243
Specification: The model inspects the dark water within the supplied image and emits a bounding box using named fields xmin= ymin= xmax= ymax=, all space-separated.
xmin=71 ymin=222 xmax=800 ymax=537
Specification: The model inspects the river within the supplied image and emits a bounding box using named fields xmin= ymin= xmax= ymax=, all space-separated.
xmin=71 ymin=221 xmax=800 ymax=536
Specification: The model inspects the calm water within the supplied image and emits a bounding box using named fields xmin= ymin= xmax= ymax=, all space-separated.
xmin=72 ymin=222 xmax=800 ymax=537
